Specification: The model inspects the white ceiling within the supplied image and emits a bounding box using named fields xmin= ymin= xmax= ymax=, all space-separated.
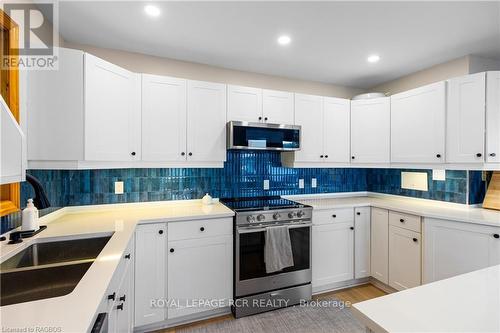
xmin=55 ymin=1 xmax=500 ymax=88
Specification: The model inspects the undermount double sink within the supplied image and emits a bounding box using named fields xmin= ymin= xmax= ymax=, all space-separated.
xmin=0 ymin=235 xmax=112 ymax=306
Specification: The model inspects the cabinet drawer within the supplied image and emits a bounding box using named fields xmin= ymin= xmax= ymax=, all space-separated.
xmin=168 ymin=218 xmax=233 ymax=241
xmin=313 ymin=208 xmax=353 ymax=225
xmin=389 ymin=211 xmax=421 ymax=233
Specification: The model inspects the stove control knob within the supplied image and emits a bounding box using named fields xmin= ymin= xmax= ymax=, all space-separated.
xmin=273 ymin=213 xmax=281 ymax=220
xmin=288 ymin=212 xmax=296 ymax=219
xmin=257 ymin=214 xmax=266 ymax=222
xmin=247 ymin=215 xmax=255 ymax=223
xmin=297 ymin=210 xmax=305 ymax=218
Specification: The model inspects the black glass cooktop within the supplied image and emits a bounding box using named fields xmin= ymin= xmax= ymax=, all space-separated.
xmin=220 ymin=196 xmax=308 ymax=212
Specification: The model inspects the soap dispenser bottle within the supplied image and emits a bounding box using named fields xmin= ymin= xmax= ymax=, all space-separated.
xmin=22 ymin=198 xmax=39 ymax=231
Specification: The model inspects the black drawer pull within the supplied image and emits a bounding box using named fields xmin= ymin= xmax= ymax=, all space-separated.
xmin=494 ymin=234 xmax=499 ymax=239
xmin=170 ymin=248 xmax=174 ymax=253
xmin=356 ymin=212 xmax=361 ymax=216
xmin=332 ymin=214 xmax=336 ymax=218
xmin=117 ymin=303 xmax=124 ymax=311
xmin=119 ymin=295 xmax=126 ymax=302
xmin=108 ymin=292 xmax=116 ymax=301
xmin=181 ymin=152 xmax=185 ymax=156
xmin=490 ymin=153 xmax=496 ymax=157
xmin=476 ymin=153 xmax=482 ymax=157
xmin=350 ymin=227 xmax=354 ymax=230
xmin=325 ymin=155 xmax=328 ymax=158
xmin=400 ymin=219 xmax=405 ymax=223
xmin=124 ymin=254 xmax=131 ymax=259
xmin=158 ymin=230 xmax=164 ymax=235
xmin=131 ymin=152 xmax=136 ymax=156
xmin=200 ymin=227 xmax=205 ymax=232
xmin=413 ymin=238 xmax=418 ymax=242
xmin=351 ymin=156 xmax=355 ymax=159
xmin=320 ymin=155 xmax=324 ymax=158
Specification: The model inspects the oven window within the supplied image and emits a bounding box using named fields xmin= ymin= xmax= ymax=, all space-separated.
xmin=232 ymin=126 xmax=299 ymax=149
xmin=239 ymin=227 xmax=310 ymax=281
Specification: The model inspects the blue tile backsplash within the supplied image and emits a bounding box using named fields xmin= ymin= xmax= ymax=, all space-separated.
xmin=2 ymin=150 xmax=487 ymax=234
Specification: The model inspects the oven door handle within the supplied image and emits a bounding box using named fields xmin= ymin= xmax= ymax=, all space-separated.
xmin=237 ymin=222 xmax=312 ymax=234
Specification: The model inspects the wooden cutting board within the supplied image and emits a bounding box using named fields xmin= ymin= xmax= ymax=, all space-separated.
xmin=483 ymin=171 xmax=500 ymax=210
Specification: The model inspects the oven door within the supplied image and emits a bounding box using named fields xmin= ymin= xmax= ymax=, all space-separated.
xmin=235 ymin=223 xmax=312 ymax=297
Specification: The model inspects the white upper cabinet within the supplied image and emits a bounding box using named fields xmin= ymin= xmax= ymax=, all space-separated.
xmin=351 ymin=97 xmax=390 ymax=163
xmin=141 ymin=74 xmax=187 ymax=161
xmin=84 ymin=53 xmax=141 ymax=161
xmin=1 ymin=96 xmax=25 ymax=185
xmin=227 ymin=85 xmax=262 ymax=122
xmin=323 ymin=97 xmax=351 ymax=163
xmin=293 ymin=93 xmax=324 ymax=162
xmin=446 ymin=72 xmax=486 ymax=163
xmin=186 ymin=80 xmax=227 ymax=162
xmin=391 ymin=82 xmax=446 ymax=163
xmin=262 ymin=89 xmax=294 ymax=124
xmin=486 ymin=71 xmax=500 ymax=163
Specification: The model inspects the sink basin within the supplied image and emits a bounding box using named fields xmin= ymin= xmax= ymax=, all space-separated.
xmin=0 ymin=235 xmax=112 ymax=306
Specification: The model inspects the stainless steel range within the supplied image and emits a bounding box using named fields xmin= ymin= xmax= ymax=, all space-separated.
xmin=221 ymin=197 xmax=313 ymax=318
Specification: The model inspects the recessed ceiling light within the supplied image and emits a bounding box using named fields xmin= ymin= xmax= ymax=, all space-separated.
xmin=277 ymin=35 xmax=291 ymax=46
xmin=144 ymin=5 xmax=161 ymax=17
xmin=367 ymin=54 xmax=381 ymax=63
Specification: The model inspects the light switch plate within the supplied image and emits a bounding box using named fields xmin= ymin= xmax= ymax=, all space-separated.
xmin=432 ymin=170 xmax=446 ymax=181
xmin=299 ymin=179 xmax=304 ymax=189
xmin=114 ymin=181 xmax=124 ymax=194
xmin=401 ymin=172 xmax=428 ymax=191
xmin=311 ymin=178 xmax=317 ymax=188
xmin=263 ymin=179 xmax=270 ymax=190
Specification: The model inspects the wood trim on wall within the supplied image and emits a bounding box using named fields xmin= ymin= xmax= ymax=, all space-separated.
xmin=0 ymin=8 xmax=21 ymax=217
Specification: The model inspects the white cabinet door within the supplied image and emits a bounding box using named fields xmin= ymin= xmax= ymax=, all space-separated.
xmin=294 ymin=94 xmax=324 ymax=162
xmin=84 ymin=53 xmax=141 ymax=161
xmin=27 ymin=47 xmax=84 ymax=161
xmin=323 ymin=97 xmax=351 ymax=163
xmin=371 ymin=208 xmax=389 ymax=284
xmin=354 ymin=207 xmax=371 ymax=279
xmin=114 ymin=260 xmax=134 ymax=333
xmin=227 ymin=85 xmax=262 ymax=122
xmin=447 ymin=72 xmax=486 ymax=163
xmin=391 ymin=82 xmax=446 ymax=163
xmin=168 ymin=235 xmax=232 ymax=319
xmin=424 ymin=218 xmax=500 ymax=283
xmin=186 ymin=80 xmax=227 ymax=162
xmin=486 ymin=71 xmax=500 ymax=163
xmin=141 ymin=74 xmax=187 ymax=161
xmin=312 ymin=222 xmax=354 ymax=288
xmin=388 ymin=226 xmax=421 ymax=290
xmin=351 ymin=97 xmax=390 ymax=163
xmin=262 ymin=89 xmax=294 ymax=124
xmin=134 ymin=223 xmax=166 ymax=327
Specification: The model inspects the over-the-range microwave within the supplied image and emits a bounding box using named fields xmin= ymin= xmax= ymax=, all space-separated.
xmin=226 ymin=121 xmax=301 ymax=151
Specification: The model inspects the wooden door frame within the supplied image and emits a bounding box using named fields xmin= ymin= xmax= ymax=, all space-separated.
xmin=0 ymin=8 xmax=21 ymax=216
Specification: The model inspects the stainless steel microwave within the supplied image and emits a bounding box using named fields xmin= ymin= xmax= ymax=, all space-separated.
xmin=227 ymin=121 xmax=301 ymax=151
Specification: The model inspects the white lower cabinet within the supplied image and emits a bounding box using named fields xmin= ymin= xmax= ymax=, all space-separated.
xmin=424 ymin=218 xmax=500 ymax=283
xmin=354 ymin=207 xmax=371 ymax=279
xmin=388 ymin=226 xmax=421 ymax=290
xmin=167 ymin=234 xmax=232 ymax=319
xmin=370 ymin=208 xmax=389 ymax=284
xmin=134 ymin=223 xmax=167 ymax=327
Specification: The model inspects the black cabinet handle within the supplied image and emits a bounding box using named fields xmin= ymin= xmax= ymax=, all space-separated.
xmin=356 ymin=212 xmax=361 ymax=216
xmin=494 ymin=234 xmax=499 ymax=239
xmin=436 ymin=154 xmax=441 ymax=158
xmin=170 ymin=248 xmax=174 ymax=253
xmin=351 ymin=156 xmax=355 ymax=159
xmin=320 ymin=155 xmax=324 ymax=158
xmin=350 ymin=227 xmax=354 ymax=230
xmin=181 ymin=152 xmax=185 ymax=156
xmin=400 ymin=218 xmax=405 ymax=223
xmin=119 ymin=295 xmax=126 ymax=302
xmin=108 ymin=292 xmax=116 ymax=301
xmin=188 ymin=152 xmax=193 ymax=156
xmin=117 ymin=303 xmax=124 ymax=311
xmin=158 ymin=230 xmax=163 ymax=235
xmin=325 ymin=155 xmax=328 ymax=158
xmin=258 ymin=116 xmax=262 ymax=121
xmin=413 ymin=238 xmax=418 ymax=242
xmin=490 ymin=153 xmax=496 ymax=157
xmin=124 ymin=254 xmax=131 ymax=259
xmin=200 ymin=227 xmax=205 ymax=232
xmin=476 ymin=153 xmax=482 ymax=157
xmin=264 ymin=117 xmax=268 ymax=121
xmin=131 ymin=152 xmax=136 ymax=156
xmin=332 ymin=214 xmax=336 ymax=218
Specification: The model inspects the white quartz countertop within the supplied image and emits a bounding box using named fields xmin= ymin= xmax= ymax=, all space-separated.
xmin=352 ymin=265 xmax=500 ymax=333
xmin=0 ymin=200 xmax=234 ymax=333
xmin=285 ymin=193 xmax=500 ymax=227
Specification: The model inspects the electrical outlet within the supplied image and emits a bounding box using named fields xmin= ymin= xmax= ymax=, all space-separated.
xmin=432 ymin=170 xmax=446 ymax=181
xmin=311 ymin=178 xmax=317 ymax=188
xmin=299 ymin=179 xmax=304 ymax=189
xmin=263 ymin=179 xmax=270 ymax=190
xmin=114 ymin=181 xmax=124 ymax=194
